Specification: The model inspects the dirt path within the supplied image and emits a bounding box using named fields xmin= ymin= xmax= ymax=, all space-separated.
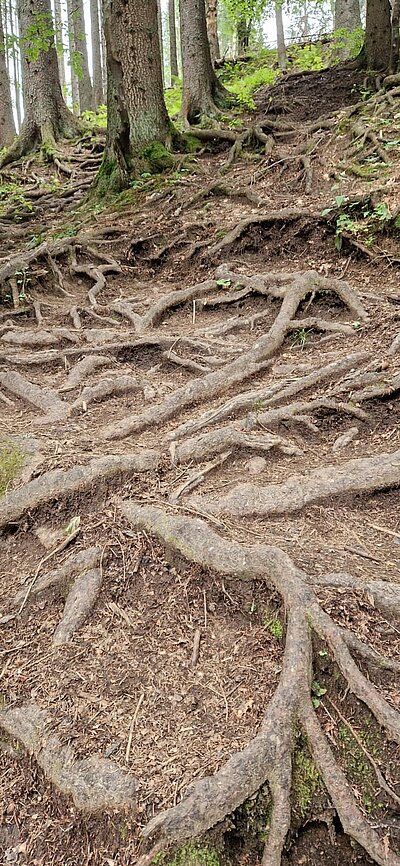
xmin=0 ymin=66 xmax=399 ymax=866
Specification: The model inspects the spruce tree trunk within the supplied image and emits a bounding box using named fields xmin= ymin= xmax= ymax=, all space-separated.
xmin=364 ymin=0 xmax=391 ymax=68
xmin=54 ymin=0 xmax=66 ymax=91
xmin=275 ymin=1 xmax=286 ymax=69
xmin=206 ymin=0 xmax=220 ymax=65
xmin=0 ymin=1 xmax=16 ymax=146
xmin=66 ymin=0 xmax=79 ymax=112
xmin=0 ymin=0 xmax=79 ymax=166
xmin=72 ymin=0 xmax=93 ymax=110
xmin=390 ymin=0 xmax=400 ymax=72
xmin=100 ymin=0 xmax=172 ymax=191
xmin=169 ymin=0 xmax=179 ymax=81
xmin=180 ymin=0 xmax=227 ymax=124
xmin=334 ymin=0 xmax=362 ymax=30
xmin=90 ymin=0 xmax=104 ymax=107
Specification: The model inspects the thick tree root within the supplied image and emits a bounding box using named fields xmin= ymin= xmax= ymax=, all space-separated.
xmin=171 ymin=427 xmax=302 ymax=465
xmin=100 ymin=271 xmax=368 ymax=441
xmin=59 ymin=355 xmax=110 ymax=392
xmin=0 ymin=703 xmax=137 ymax=810
xmin=53 ymin=566 xmax=102 ymax=645
xmin=120 ymin=502 xmax=400 ymax=866
xmin=0 ymin=370 xmax=70 ymax=422
xmin=166 ymin=351 xmax=370 ymax=442
xmin=111 ymin=279 xmax=218 ymax=334
xmin=0 ymin=452 xmax=160 ymax=528
xmin=14 ymin=546 xmax=101 ymax=605
xmin=71 ymin=375 xmax=141 ymax=412
xmin=188 ymin=448 xmax=400 ymax=516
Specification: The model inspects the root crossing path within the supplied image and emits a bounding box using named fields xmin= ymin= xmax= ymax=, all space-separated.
xmin=1 ymin=157 xmax=400 ymax=864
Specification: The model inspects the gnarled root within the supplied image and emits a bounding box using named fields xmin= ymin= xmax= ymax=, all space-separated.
xmin=120 ymin=502 xmax=400 ymax=866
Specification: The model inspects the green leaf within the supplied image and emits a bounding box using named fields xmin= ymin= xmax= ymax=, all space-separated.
xmin=216 ymin=278 xmax=232 ymax=288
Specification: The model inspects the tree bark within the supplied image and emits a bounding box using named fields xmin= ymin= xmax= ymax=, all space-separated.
xmin=364 ymin=0 xmax=391 ymax=69
xmin=0 ymin=0 xmax=79 ymax=166
xmin=100 ymin=0 xmax=172 ymax=191
xmin=0 ymin=1 xmax=16 ymax=146
xmin=206 ymin=0 xmax=220 ymax=65
xmin=8 ymin=0 xmax=23 ymax=128
xmin=169 ymin=0 xmax=179 ymax=80
xmin=72 ymin=0 xmax=93 ymax=111
xmin=90 ymin=0 xmax=104 ymax=107
xmin=390 ymin=0 xmax=400 ymax=72
xmin=334 ymin=0 xmax=362 ymax=29
xmin=66 ymin=0 xmax=79 ymax=112
xmin=180 ymin=0 xmax=227 ymax=124
xmin=54 ymin=0 xmax=65 ymax=91
xmin=275 ymin=1 xmax=286 ymax=69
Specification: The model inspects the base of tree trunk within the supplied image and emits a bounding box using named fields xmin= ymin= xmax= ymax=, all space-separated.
xmin=0 ymin=113 xmax=81 ymax=169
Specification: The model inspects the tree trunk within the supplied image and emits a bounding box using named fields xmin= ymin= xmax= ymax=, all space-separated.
xmin=334 ymin=0 xmax=362 ymax=29
xmin=390 ymin=0 xmax=400 ymax=72
xmin=0 ymin=0 xmax=79 ymax=166
xmin=157 ymin=0 xmax=165 ymax=88
xmin=72 ymin=0 xmax=93 ymax=111
xmin=237 ymin=17 xmax=250 ymax=54
xmin=0 ymin=1 xmax=16 ymax=146
xmin=275 ymin=1 xmax=286 ymax=69
xmin=180 ymin=0 xmax=227 ymax=124
xmin=169 ymin=0 xmax=179 ymax=80
xmin=100 ymin=0 xmax=173 ymax=191
xmin=206 ymin=0 xmax=220 ymax=65
xmin=8 ymin=0 xmax=23 ymax=128
xmin=364 ymin=0 xmax=391 ymax=68
xmin=54 ymin=0 xmax=66 ymax=91
xmin=90 ymin=0 xmax=104 ymax=107
xmin=66 ymin=0 xmax=79 ymax=112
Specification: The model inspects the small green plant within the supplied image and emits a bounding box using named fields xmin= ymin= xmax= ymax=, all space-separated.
xmin=0 ymin=442 xmax=24 ymax=497
xmin=81 ymin=104 xmax=107 ymax=129
xmin=311 ymin=680 xmax=327 ymax=709
xmin=291 ymin=328 xmax=309 ymax=349
xmin=15 ymin=268 xmax=31 ymax=301
xmin=157 ymin=844 xmax=220 ymax=866
xmin=289 ymin=42 xmax=324 ymax=71
xmin=226 ymin=65 xmax=277 ymax=109
xmin=52 ymin=225 xmax=78 ymax=239
xmin=264 ymin=614 xmax=283 ymax=640
xmin=0 ymin=182 xmax=34 ymax=219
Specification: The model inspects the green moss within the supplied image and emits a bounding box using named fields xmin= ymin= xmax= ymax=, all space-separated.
xmin=263 ymin=612 xmax=284 ymax=640
xmin=140 ymin=141 xmax=175 ymax=173
xmin=338 ymin=724 xmax=383 ymax=814
xmin=292 ymin=736 xmax=321 ymax=819
xmin=0 ymin=442 xmax=24 ymax=496
xmin=182 ymin=134 xmax=203 ymax=154
xmin=234 ymin=783 xmax=272 ymax=846
xmin=155 ymin=844 xmax=220 ymax=866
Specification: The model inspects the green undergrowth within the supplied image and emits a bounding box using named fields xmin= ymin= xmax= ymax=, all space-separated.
xmin=0 ymin=182 xmax=34 ymax=219
xmin=0 ymin=441 xmax=24 ymax=496
xmin=322 ymin=195 xmax=400 ymax=250
xmin=153 ymin=844 xmax=221 ymax=866
xmin=292 ymin=733 xmax=322 ymax=820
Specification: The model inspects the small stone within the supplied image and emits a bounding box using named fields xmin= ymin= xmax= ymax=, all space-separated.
xmin=245 ymin=456 xmax=267 ymax=475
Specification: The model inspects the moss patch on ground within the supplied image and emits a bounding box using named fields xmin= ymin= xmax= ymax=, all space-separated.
xmin=0 ymin=441 xmax=24 ymax=496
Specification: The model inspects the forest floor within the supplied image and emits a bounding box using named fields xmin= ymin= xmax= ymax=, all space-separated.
xmin=0 ymin=61 xmax=399 ymax=866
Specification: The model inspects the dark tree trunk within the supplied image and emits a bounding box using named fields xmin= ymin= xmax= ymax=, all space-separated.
xmin=390 ymin=0 xmax=400 ymax=72
xmin=66 ymin=0 xmax=80 ymax=112
xmin=54 ymin=0 xmax=66 ymax=91
xmin=237 ymin=17 xmax=250 ymax=53
xmin=0 ymin=1 xmax=16 ymax=146
xmin=157 ymin=0 xmax=165 ymax=87
xmin=169 ymin=0 xmax=179 ymax=80
xmin=100 ymin=0 xmax=172 ymax=191
xmin=275 ymin=1 xmax=286 ymax=69
xmin=72 ymin=0 xmax=93 ymax=110
xmin=364 ymin=0 xmax=391 ymax=69
xmin=0 ymin=0 xmax=79 ymax=166
xmin=90 ymin=0 xmax=104 ymax=107
xmin=206 ymin=0 xmax=220 ymax=65
xmin=180 ymin=0 xmax=227 ymax=124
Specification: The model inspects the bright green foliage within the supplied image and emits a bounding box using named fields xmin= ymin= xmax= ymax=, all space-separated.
xmin=0 ymin=183 xmax=33 ymax=219
xmin=263 ymin=613 xmax=284 ymax=639
xmin=17 ymin=11 xmax=55 ymax=62
xmin=222 ymin=0 xmax=267 ymax=28
xmin=226 ymin=64 xmax=277 ymax=107
xmin=288 ymin=42 xmax=324 ymax=70
xmin=0 ymin=442 xmax=24 ymax=497
xmin=165 ymin=80 xmax=183 ymax=120
xmin=329 ymin=26 xmax=364 ymax=62
xmin=81 ymin=105 xmax=107 ymax=129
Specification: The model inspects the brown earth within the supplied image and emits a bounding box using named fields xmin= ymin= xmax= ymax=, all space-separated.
xmin=0 ymin=62 xmax=399 ymax=866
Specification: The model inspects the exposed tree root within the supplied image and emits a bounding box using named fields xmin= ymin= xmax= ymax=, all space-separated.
xmin=188 ymin=448 xmax=400 ymax=516
xmin=0 ymin=703 xmax=137 ymax=810
xmin=166 ymin=351 xmax=369 ymax=442
xmin=53 ymin=566 xmax=102 ymax=645
xmin=171 ymin=427 xmax=302 ymax=465
xmin=59 ymin=355 xmax=110 ymax=392
xmin=71 ymin=375 xmax=141 ymax=412
xmin=0 ymin=370 xmax=70 ymax=422
xmin=100 ymin=271 xmax=368 ymax=441
xmin=120 ymin=502 xmax=400 ymax=866
xmin=14 ymin=546 xmax=101 ymax=605
xmin=204 ymin=209 xmax=321 ymax=259
xmin=0 ymin=452 xmax=160 ymax=528
xmin=112 ymin=279 xmax=218 ymax=334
